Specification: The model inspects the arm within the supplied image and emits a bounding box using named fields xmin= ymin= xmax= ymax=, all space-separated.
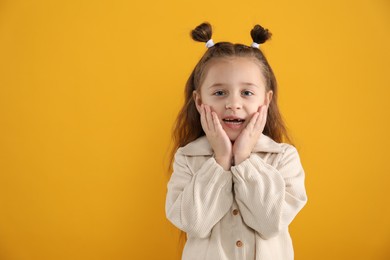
xmin=231 ymin=145 xmax=307 ymax=240
xmin=165 ymin=149 xmax=233 ymax=238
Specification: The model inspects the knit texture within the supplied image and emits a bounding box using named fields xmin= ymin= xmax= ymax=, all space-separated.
xmin=166 ymin=135 xmax=307 ymax=260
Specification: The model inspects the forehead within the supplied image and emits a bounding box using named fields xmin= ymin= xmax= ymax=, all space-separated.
xmin=201 ymin=57 xmax=266 ymax=88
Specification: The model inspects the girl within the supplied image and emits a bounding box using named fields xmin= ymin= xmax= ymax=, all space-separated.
xmin=165 ymin=22 xmax=307 ymax=260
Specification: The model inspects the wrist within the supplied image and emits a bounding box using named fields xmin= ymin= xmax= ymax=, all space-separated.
xmin=214 ymin=154 xmax=232 ymax=171
xmin=233 ymin=153 xmax=250 ymax=166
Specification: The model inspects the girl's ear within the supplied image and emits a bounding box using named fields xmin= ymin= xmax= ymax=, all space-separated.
xmin=265 ymin=90 xmax=273 ymax=107
xmin=193 ymin=90 xmax=202 ymax=113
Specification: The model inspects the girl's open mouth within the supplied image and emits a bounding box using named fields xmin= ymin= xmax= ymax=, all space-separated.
xmin=222 ymin=118 xmax=245 ymax=125
xmin=222 ymin=117 xmax=245 ymax=130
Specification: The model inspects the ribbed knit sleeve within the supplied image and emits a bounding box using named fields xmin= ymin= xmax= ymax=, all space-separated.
xmin=231 ymin=145 xmax=307 ymax=240
xmin=165 ymin=149 xmax=233 ymax=238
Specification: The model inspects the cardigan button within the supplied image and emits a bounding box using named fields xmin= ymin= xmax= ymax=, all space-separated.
xmin=236 ymin=240 xmax=243 ymax=247
xmin=232 ymin=209 xmax=239 ymax=215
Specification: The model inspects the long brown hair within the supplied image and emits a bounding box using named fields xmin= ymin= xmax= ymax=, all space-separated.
xmin=168 ymin=22 xmax=294 ymax=253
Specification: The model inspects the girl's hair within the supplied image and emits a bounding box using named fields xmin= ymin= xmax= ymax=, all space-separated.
xmin=169 ymin=22 xmax=294 ymax=253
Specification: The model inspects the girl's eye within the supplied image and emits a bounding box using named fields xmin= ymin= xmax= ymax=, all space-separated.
xmin=213 ymin=90 xmax=225 ymax=96
xmin=242 ymin=90 xmax=254 ymax=96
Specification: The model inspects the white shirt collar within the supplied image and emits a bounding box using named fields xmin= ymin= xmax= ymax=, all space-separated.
xmin=180 ymin=133 xmax=284 ymax=156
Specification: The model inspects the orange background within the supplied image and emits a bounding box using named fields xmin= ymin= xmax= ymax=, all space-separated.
xmin=0 ymin=0 xmax=389 ymax=259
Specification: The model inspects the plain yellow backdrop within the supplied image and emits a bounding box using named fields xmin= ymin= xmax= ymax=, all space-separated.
xmin=0 ymin=0 xmax=389 ymax=259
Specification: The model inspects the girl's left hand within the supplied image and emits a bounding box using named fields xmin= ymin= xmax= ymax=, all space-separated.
xmin=233 ymin=105 xmax=268 ymax=165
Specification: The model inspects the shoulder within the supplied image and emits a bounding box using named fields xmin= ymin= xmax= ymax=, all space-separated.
xmin=274 ymin=143 xmax=304 ymax=176
xmin=177 ymin=136 xmax=213 ymax=156
xmin=173 ymin=136 xmax=215 ymax=174
xmin=263 ymin=138 xmax=301 ymax=164
xmin=252 ymin=134 xmax=294 ymax=154
xmin=251 ymin=136 xmax=301 ymax=168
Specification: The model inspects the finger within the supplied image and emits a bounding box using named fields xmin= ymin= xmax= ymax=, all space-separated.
xmin=212 ymin=111 xmax=222 ymax=132
xmin=205 ymin=105 xmax=215 ymax=132
xmin=200 ymin=104 xmax=209 ymax=132
xmin=263 ymin=104 xmax=268 ymax=122
xmin=255 ymin=105 xmax=267 ymax=131
xmin=247 ymin=112 xmax=260 ymax=131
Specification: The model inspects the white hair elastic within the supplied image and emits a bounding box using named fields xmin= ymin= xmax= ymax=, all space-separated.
xmin=206 ymin=39 xmax=215 ymax=48
xmin=251 ymin=42 xmax=260 ymax=48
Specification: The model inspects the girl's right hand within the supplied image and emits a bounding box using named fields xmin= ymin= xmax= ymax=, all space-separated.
xmin=200 ymin=104 xmax=232 ymax=171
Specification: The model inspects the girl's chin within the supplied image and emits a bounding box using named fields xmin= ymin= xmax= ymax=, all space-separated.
xmin=223 ymin=122 xmax=246 ymax=142
xmin=223 ymin=127 xmax=241 ymax=142
xmin=227 ymin=133 xmax=240 ymax=142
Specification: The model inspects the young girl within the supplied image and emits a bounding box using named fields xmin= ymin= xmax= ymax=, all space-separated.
xmin=165 ymin=22 xmax=307 ymax=260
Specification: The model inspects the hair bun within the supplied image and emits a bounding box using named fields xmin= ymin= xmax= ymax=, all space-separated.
xmin=191 ymin=22 xmax=212 ymax=43
xmin=250 ymin=24 xmax=272 ymax=44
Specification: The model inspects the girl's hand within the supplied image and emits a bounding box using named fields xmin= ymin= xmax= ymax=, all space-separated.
xmin=233 ymin=105 xmax=268 ymax=165
xmin=200 ymin=104 xmax=232 ymax=170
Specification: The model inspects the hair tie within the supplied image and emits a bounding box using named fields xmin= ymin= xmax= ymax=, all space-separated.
xmin=206 ymin=39 xmax=215 ymax=48
xmin=251 ymin=42 xmax=260 ymax=48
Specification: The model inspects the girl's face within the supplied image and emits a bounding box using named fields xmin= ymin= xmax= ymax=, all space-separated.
xmin=194 ymin=57 xmax=273 ymax=142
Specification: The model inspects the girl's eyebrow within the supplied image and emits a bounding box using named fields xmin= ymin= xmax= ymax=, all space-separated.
xmin=208 ymin=83 xmax=226 ymax=88
xmin=241 ymin=82 xmax=259 ymax=87
xmin=208 ymin=82 xmax=259 ymax=88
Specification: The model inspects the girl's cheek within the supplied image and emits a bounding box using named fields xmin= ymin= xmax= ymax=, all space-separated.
xmin=202 ymin=102 xmax=213 ymax=110
xmin=209 ymin=105 xmax=218 ymax=112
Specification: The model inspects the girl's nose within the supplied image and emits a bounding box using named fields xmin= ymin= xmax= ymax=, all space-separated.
xmin=225 ymin=96 xmax=242 ymax=110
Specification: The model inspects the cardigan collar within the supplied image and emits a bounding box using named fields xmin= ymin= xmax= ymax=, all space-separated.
xmin=180 ymin=133 xmax=284 ymax=156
